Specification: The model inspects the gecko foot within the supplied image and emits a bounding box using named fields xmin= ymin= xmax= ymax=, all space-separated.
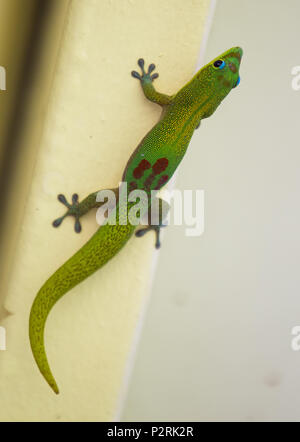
xmin=131 ymin=58 xmax=159 ymax=83
xmin=52 ymin=193 xmax=82 ymax=233
xmin=135 ymin=223 xmax=167 ymax=249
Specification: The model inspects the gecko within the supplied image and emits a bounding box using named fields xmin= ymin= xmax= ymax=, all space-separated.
xmin=29 ymin=47 xmax=243 ymax=394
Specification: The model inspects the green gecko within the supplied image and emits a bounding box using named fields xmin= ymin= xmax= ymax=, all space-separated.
xmin=29 ymin=47 xmax=243 ymax=394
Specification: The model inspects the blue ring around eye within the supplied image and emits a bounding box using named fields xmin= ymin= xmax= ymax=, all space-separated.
xmin=213 ymin=59 xmax=226 ymax=69
xmin=236 ymin=76 xmax=240 ymax=86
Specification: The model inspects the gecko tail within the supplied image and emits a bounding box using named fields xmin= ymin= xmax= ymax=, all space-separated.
xmin=29 ymin=290 xmax=60 ymax=394
xmin=29 ymin=221 xmax=135 ymax=394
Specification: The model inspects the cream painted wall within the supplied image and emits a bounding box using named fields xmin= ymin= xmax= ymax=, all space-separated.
xmin=0 ymin=0 xmax=211 ymax=421
xmin=122 ymin=0 xmax=300 ymax=422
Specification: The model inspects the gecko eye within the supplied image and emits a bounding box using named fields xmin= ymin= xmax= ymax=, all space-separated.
xmin=233 ymin=76 xmax=240 ymax=88
xmin=213 ymin=59 xmax=225 ymax=69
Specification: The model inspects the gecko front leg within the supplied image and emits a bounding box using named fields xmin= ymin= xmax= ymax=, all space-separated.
xmin=131 ymin=58 xmax=173 ymax=107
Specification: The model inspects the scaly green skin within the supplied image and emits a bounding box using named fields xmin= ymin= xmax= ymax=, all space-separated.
xmin=29 ymin=47 xmax=243 ymax=394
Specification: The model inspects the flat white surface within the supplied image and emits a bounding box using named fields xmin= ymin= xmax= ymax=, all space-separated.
xmin=122 ymin=0 xmax=300 ymax=422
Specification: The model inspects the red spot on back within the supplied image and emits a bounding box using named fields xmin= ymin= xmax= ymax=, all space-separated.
xmin=155 ymin=175 xmax=169 ymax=190
xmin=133 ymin=159 xmax=151 ymax=179
xmin=152 ymin=158 xmax=169 ymax=175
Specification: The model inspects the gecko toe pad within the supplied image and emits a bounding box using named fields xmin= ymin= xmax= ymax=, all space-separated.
xmin=131 ymin=59 xmax=159 ymax=83
xmin=135 ymin=224 xmax=167 ymax=249
xmin=53 ymin=193 xmax=82 ymax=233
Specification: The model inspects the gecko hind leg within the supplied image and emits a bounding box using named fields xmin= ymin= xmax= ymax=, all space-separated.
xmin=53 ymin=193 xmax=83 ymax=233
xmin=135 ymin=223 xmax=167 ymax=249
xmin=135 ymin=197 xmax=169 ymax=249
xmin=53 ymin=188 xmax=118 ymax=233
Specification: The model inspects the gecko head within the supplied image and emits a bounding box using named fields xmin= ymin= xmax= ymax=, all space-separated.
xmin=209 ymin=46 xmax=242 ymax=89
xmin=185 ymin=46 xmax=243 ymax=119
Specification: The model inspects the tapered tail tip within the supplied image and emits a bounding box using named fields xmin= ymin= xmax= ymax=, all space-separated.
xmin=50 ymin=380 xmax=59 ymax=394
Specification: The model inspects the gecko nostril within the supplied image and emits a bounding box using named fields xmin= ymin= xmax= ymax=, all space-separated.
xmin=229 ymin=62 xmax=237 ymax=73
